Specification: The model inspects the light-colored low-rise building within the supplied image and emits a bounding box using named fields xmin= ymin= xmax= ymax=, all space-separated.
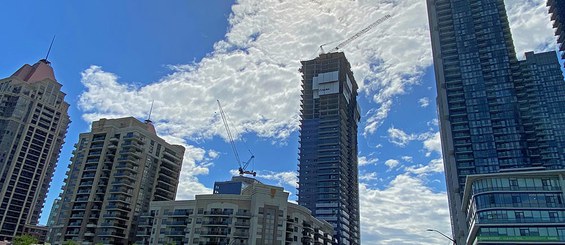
xmin=137 ymin=176 xmax=335 ymax=245
xmin=462 ymin=169 xmax=565 ymax=244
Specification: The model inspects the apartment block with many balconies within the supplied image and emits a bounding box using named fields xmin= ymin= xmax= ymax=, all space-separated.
xmin=137 ymin=176 xmax=335 ymax=245
xmin=48 ymin=117 xmax=184 ymax=244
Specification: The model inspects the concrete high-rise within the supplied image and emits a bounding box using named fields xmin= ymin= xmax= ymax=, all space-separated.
xmin=298 ymin=52 xmax=360 ymax=245
xmin=0 ymin=59 xmax=70 ymax=240
xmin=427 ymin=0 xmax=565 ymax=243
xmin=48 ymin=117 xmax=185 ymax=244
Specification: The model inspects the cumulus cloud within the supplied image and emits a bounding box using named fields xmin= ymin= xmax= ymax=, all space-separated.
xmin=175 ymin=144 xmax=217 ymax=200
xmin=259 ymin=170 xmax=298 ymax=188
xmin=359 ymin=156 xmax=379 ymax=166
xmin=387 ymin=126 xmax=434 ymax=147
xmin=401 ymin=156 xmax=413 ymax=162
xmin=423 ymin=132 xmax=442 ymax=157
xmin=78 ymin=0 xmax=555 ymax=139
xmin=359 ymin=172 xmax=379 ymax=182
xmin=506 ymin=0 xmax=556 ymax=57
xmin=418 ymin=97 xmax=430 ymax=108
xmin=384 ymin=159 xmax=400 ymax=169
xmin=360 ymin=174 xmax=450 ymax=245
xmin=405 ymin=158 xmax=444 ymax=176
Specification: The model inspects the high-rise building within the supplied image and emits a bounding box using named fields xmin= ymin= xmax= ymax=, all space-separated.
xmin=48 ymin=117 xmax=185 ymax=244
xmin=427 ymin=0 xmax=565 ymax=243
xmin=548 ymin=0 xmax=565 ymax=60
xmin=137 ymin=176 xmax=335 ymax=245
xmin=298 ymin=52 xmax=360 ymax=245
xmin=0 ymin=59 xmax=70 ymax=240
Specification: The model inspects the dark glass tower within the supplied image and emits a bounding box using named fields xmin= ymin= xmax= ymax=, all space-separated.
xmin=0 ymin=60 xmax=70 ymax=240
xmin=427 ymin=0 xmax=565 ymax=243
xmin=548 ymin=0 xmax=565 ymax=60
xmin=298 ymin=52 xmax=360 ymax=245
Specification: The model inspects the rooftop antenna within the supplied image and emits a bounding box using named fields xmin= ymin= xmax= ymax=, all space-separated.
xmin=145 ymin=100 xmax=154 ymax=123
xmin=44 ymin=35 xmax=56 ymax=63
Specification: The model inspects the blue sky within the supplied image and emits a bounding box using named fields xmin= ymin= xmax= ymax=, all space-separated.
xmin=0 ymin=0 xmax=557 ymax=244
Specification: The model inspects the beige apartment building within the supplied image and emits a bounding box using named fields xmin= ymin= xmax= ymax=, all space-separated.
xmin=48 ymin=117 xmax=185 ymax=244
xmin=137 ymin=176 xmax=336 ymax=245
xmin=0 ymin=59 xmax=70 ymax=241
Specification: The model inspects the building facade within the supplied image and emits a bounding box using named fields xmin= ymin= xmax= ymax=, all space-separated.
xmin=298 ymin=52 xmax=360 ymax=245
xmin=137 ymin=176 xmax=335 ymax=245
xmin=427 ymin=0 xmax=565 ymax=243
xmin=462 ymin=169 xmax=565 ymax=244
xmin=48 ymin=117 xmax=185 ymax=244
xmin=0 ymin=59 xmax=70 ymax=240
xmin=548 ymin=0 xmax=565 ymax=60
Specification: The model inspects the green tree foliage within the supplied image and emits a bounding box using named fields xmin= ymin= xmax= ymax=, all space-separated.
xmin=12 ymin=234 xmax=38 ymax=245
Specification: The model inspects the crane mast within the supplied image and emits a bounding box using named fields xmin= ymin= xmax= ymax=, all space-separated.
xmin=217 ymin=100 xmax=256 ymax=177
xmin=320 ymin=14 xmax=392 ymax=54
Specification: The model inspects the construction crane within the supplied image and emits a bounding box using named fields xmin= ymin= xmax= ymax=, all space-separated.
xmin=217 ymin=100 xmax=257 ymax=177
xmin=320 ymin=14 xmax=392 ymax=54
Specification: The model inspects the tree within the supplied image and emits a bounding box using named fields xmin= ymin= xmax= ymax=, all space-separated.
xmin=62 ymin=241 xmax=79 ymax=245
xmin=12 ymin=234 xmax=38 ymax=245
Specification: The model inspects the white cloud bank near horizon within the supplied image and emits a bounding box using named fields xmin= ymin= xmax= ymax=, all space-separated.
xmin=77 ymin=0 xmax=555 ymax=243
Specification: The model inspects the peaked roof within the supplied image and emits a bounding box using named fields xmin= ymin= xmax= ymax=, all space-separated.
xmin=11 ymin=59 xmax=56 ymax=83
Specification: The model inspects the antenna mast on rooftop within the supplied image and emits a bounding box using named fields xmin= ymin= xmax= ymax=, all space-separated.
xmin=44 ymin=35 xmax=56 ymax=62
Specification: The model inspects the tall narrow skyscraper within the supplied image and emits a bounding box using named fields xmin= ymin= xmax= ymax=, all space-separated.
xmin=427 ymin=0 xmax=565 ymax=243
xmin=48 ymin=117 xmax=184 ymax=245
xmin=298 ymin=52 xmax=360 ymax=245
xmin=0 ymin=59 xmax=70 ymax=241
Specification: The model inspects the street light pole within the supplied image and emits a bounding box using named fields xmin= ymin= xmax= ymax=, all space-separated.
xmin=426 ymin=229 xmax=456 ymax=245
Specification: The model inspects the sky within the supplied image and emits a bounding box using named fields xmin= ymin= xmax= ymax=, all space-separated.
xmin=0 ymin=0 xmax=558 ymax=244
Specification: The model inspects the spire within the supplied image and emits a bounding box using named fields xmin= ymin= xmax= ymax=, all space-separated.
xmin=145 ymin=100 xmax=154 ymax=124
xmin=42 ymin=35 xmax=56 ymax=64
xmin=144 ymin=100 xmax=156 ymax=134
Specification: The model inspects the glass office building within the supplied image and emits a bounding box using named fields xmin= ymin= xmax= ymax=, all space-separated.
xmin=427 ymin=0 xmax=565 ymax=243
xmin=463 ymin=169 xmax=565 ymax=244
xmin=298 ymin=52 xmax=360 ymax=245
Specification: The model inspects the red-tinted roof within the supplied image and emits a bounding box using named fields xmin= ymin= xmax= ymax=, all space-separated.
xmin=11 ymin=59 xmax=56 ymax=83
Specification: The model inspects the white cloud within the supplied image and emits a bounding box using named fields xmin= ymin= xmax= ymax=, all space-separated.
xmin=359 ymin=172 xmax=379 ymax=182
xmin=423 ymin=132 xmax=442 ymax=157
xmin=78 ymin=0 xmax=554 ymax=140
xmin=418 ymin=97 xmax=430 ymax=108
xmin=506 ymin=0 xmax=556 ymax=58
xmin=405 ymin=158 xmax=444 ymax=176
xmin=258 ymin=170 xmax=298 ymax=188
xmin=387 ymin=127 xmax=413 ymax=147
xmin=360 ymin=174 xmax=451 ymax=245
xmin=387 ymin=126 xmax=434 ymax=147
xmin=175 ymin=144 xmax=216 ymax=200
xmin=384 ymin=159 xmax=400 ymax=169
xmin=359 ymin=156 xmax=379 ymax=166
xmin=401 ymin=156 xmax=413 ymax=162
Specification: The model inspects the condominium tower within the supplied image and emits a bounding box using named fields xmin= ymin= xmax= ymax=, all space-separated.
xmin=48 ymin=117 xmax=185 ymax=244
xmin=298 ymin=52 xmax=360 ymax=245
xmin=427 ymin=0 xmax=565 ymax=243
xmin=0 ymin=59 xmax=70 ymax=240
